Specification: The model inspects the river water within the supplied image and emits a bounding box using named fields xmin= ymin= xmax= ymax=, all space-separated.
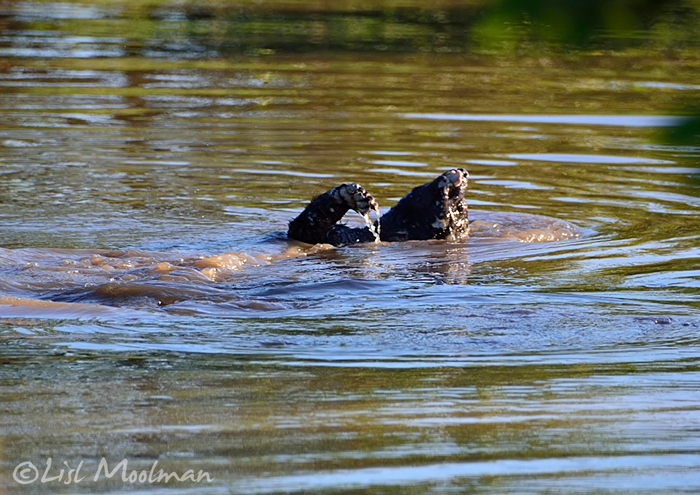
xmin=2 ymin=2 xmax=700 ymax=494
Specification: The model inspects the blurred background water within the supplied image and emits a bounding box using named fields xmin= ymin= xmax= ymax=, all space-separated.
xmin=2 ymin=1 xmax=700 ymax=494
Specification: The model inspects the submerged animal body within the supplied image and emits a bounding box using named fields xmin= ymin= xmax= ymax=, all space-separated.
xmin=288 ymin=168 xmax=470 ymax=246
xmin=0 ymin=168 xmax=582 ymax=315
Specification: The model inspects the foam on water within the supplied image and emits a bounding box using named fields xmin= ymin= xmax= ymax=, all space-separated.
xmin=363 ymin=203 xmax=382 ymax=242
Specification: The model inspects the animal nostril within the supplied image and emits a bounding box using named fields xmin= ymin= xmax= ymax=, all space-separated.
xmin=456 ymin=169 xmax=468 ymax=187
xmin=449 ymin=169 xmax=464 ymax=187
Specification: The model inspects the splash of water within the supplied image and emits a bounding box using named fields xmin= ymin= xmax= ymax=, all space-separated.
xmin=363 ymin=204 xmax=381 ymax=242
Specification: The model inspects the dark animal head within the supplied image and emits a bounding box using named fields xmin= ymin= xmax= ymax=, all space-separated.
xmin=380 ymin=168 xmax=469 ymax=241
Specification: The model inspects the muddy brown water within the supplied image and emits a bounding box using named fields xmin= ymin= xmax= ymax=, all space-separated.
xmin=3 ymin=2 xmax=700 ymax=494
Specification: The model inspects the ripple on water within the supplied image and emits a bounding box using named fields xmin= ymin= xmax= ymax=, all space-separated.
xmin=232 ymin=454 xmax=700 ymax=494
xmin=400 ymin=113 xmax=684 ymax=127
xmin=2 ymin=30 xmax=700 ymax=494
xmin=507 ymin=153 xmax=676 ymax=165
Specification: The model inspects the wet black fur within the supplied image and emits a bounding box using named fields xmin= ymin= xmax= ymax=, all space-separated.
xmin=287 ymin=191 xmax=353 ymax=245
xmin=288 ymin=169 xmax=469 ymax=246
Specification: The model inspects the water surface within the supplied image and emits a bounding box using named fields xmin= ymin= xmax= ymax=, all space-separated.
xmin=2 ymin=2 xmax=700 ymax=494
